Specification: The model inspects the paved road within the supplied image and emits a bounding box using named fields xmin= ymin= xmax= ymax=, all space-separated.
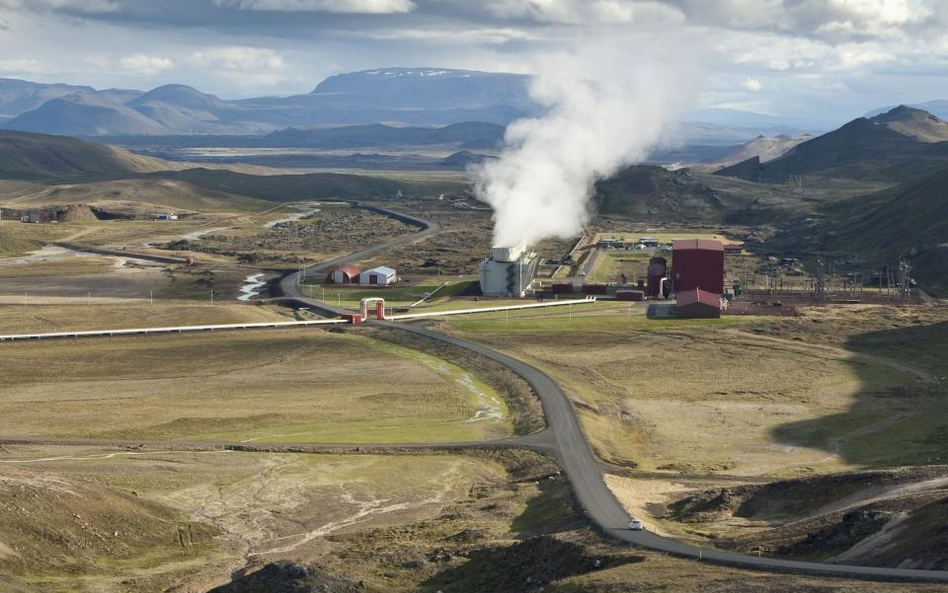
xmin=7 ymin=202 xmax=947 ymax=582
xmin=276 ymin=201 xmax=440 ymax=316
xmin=277 ymin=205 xmax=948 ymax=583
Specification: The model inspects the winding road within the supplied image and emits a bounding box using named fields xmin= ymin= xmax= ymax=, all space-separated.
xmin=276 ymin=202 xmax=948 ymax=584
xmin=4 ymin=200 xmax=947 ymax=583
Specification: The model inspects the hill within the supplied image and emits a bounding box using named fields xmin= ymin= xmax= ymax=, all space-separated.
xmin=150 ymin=167 xmax=467 ymax=201
xmin=2 ymin=69 xmax=537 ymax=135
xmin=827 ymin=165 xmax=948 ymax=295
xmin=719 ymin=134 xmax=812 ymax=166
xmin=870 ymin=105 xmax=948 ymax=142
xmin=866 ymin=99 xmax=948 ymax=121
xmin=310 ymin=68 xmax=532 ymax=111
xmin=716 ymin=106 xmax=948 ymax=183
xmin=0 ymin=129 xmax=174 ymax=179
xmin=4 ymin=93 xmax=169 ymax=136
xmin=265 ymin=121 xmax=504 ymax=149
xmin=593 ymin=166 xmax=726 ymax=221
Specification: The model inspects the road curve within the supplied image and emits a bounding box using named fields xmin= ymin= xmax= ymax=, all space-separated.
xmin=276 ymin=201 xmax=441 ymax=316
xmin=279 ymin=206 xmax=948 ymax=583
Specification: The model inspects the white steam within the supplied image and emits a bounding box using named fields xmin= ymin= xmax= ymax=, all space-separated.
xmin=473 ymin=42 xmax=693 ymax=248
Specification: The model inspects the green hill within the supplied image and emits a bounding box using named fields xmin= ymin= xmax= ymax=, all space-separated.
xmin=593 ymin=165 xmax=725 ymax=221
xmin=716 ymin=107 xmax=948 ymax=183
xmin=827 ymin=166 xmax=948 ymax=295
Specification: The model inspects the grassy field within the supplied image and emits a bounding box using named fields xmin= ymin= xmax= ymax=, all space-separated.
xmin=0 ymin=326 xmax=511 ymax=443
xmin=586 ymin=251 xmax=653 ymax=284
xmin=0 ymin=302 xmax=290 ymax=333
xmin=442 ymin=302 xmax=945 ymax=475
xmin=3 ymin=445 xmax=942 ymax=593
xmin=304 ymin=276 xmax=479 ymax=309
xmin=595 ymin=231 xmax=740 ymax=244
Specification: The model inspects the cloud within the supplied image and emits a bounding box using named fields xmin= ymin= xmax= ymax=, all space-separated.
xmin=0 ymin=0 xmax=121 ymax=12
xmin=187 ymin=46 xmax=288 ymax=87
xmin=742 ymin=76 xmax=762 ymax=91
xmin=482 ymin=0 xmax=685 ymax=26
xmin=212 ymin=0 xmax=416 ymax=13
xmin=119 ymin=54 xmax=174 ymax=75
xmin=0 ymin=58 xmax=46 ymax=74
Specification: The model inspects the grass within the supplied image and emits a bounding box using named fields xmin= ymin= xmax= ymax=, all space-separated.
xmin=304 ymin=277 xmax=478 ymax=309
xmin=595 ymin=231 xmax=739 ymax=244
xmin=442 ymin=303 xmax=941 ymax=476
xmin=0 ymin=327 xmax=511 ymax=443
xmin=586 ymin=251 xmax=653 ymax=284
xmin=0 ymin=302 xmax=290 ymax=333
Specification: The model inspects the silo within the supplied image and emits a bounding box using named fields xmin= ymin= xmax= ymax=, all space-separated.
xmin=646 ymin=257 xmax=667 ymax=297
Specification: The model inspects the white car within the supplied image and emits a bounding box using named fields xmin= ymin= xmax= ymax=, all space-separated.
xmin=628 ymin=520 xmax=645 ymax=531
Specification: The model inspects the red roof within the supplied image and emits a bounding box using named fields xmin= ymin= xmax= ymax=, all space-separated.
xmin=672 ymin=239 xmax=724 ymax=252
xmin=676 ymin=288 xmax=721 ymax=308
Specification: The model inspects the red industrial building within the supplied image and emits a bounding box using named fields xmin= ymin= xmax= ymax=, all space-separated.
xmin=672 ymin=240 xmax=725 ymax=294
xmin=676 ymin=288 xmax=722 ymax=318
xmin=325 ymin=264 xmax=361 ymax=284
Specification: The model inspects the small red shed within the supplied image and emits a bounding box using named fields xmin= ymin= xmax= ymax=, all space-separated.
xmin=326 ymin=264 xmax=361 ymax=284
xmin=676 ymin=288 xmax=721 ymax=319
xmin=672 ymin=239 xmax=724 ymax=295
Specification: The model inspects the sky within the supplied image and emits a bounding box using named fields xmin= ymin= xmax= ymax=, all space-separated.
xmin=0 ymin=0 xmax=946 ymax=126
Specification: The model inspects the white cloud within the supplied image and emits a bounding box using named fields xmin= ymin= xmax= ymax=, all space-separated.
xmin=212 ymin=0 xmax=415 ymax=13
xmin=483 ymin=0 xmax=685 ymax=26
xmin=0 ymin=0 xmax=120 ymax=12
xmin=188 ymin=46 xmax=288 ymax=88
xmin=742 ymin=76 xmax=762 ymax=91
xmin=0 ymin=58 xmax=46 ymax=73
xmin=119 ymin=54 xmax=174 ymax=75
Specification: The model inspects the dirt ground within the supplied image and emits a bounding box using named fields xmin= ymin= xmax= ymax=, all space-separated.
xmin=0 ymin=326 xmax=511 ymax=443
xmin=163 ymin=203 xmax=417 ymax=266
xmin=3 ymin=445 xmax=945 ymax=593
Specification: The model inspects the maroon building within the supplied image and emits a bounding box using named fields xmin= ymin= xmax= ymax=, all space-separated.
xmin=672 ymin=239 xmax=724 ymax=295
xmin=676 ymin=288 xmax=722 ymax=318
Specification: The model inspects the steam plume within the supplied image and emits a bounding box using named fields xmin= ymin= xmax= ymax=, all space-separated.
xmin=473 ymin=41 xmax=693 ymax=248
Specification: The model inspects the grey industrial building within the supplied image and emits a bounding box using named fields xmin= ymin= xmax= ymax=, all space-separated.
xmin=477 ymin=244 xmax=539 ymax=297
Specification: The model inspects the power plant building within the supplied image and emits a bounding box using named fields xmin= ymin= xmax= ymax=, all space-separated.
xmin=478 ymin=244 xmax=539 ymax=297
xmin=671 ymin=239 xmax=725 ymax=295
xmin=676 ymin=288 xmax=722 ymax=318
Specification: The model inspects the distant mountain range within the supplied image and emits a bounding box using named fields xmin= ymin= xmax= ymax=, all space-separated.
xmin=716 ymin=106 xmax=948 ymax=183
xmin=0 ymin=69 xmax=535 ymax=136
xmin=0 ymin=69 xmax=826 ymax=143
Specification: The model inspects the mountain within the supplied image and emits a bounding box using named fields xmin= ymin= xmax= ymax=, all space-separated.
xmin=715 ymin=106 xmax=948 ymax=183
xmin=3 ymin=93 xmax=169 ymax=136
xmin=123 ymin=84 xmax=267 ymax=134
xmin=0 ymin=129 xmax=173 ymax=179
xmin=265 ymin=122 xmax=504 ymax=149
xmin=709 ymin=134 xmax=813 ymax=168
xmin=827 ymin=165 xmax=948 ymax=295
xmin=0 ymin=79 xmax=97 ymax=120
xmin=869 ymin=105 xmax=948 ymax=142
xmin=865 ymin=100 xmax=948 ymax=121
xmin=309 ymin=68 xmax=533 ymax=110
xmin=593 ymin=165 xmax=726 ymax=221
xmin=682 ymin=108 xmax=820 ymax=130
xmin=1 ymin=69 xmax=537 ymax=135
